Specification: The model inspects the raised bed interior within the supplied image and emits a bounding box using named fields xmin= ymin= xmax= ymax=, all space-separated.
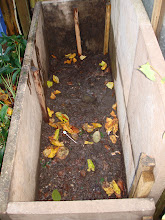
xmin=1 ymin=0 xmax=165 ymax=219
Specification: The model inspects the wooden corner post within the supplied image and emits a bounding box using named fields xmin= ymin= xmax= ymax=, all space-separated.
xmin=103 ymin=2 xmax=111 ymax=55
xmin=129 ymin=153 xmax=155 ymax=198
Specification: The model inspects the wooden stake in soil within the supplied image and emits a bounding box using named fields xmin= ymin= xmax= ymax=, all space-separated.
xmin=74 ymin=8 xmax=82 ymax=56
xmin=103 ymin=3 xmax=111 ymax=55
xmin=129 ymin=153 xmax=155 ymax=198
xmin=31 ymin=66 xmax=49 ymax=123
xmin=151 ymin=0 xmax=163 ymax=34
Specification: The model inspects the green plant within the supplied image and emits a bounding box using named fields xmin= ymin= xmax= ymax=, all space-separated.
xmin=0 ymin=33 xmax=27 ymax=172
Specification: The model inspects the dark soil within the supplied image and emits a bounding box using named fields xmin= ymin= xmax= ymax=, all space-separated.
xmin=37 ymin=52 xmax=127 ymax=201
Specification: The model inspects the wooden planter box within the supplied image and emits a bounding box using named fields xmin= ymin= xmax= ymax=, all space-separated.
xmin=1 ymin=0 xmax=165 ymax=219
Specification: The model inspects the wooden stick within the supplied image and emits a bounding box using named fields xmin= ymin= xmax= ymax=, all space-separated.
xmin=103 ymin=3 xmax=111 ymax=55
xmin=31 ymin=66 xmax=49 ymax=123
xmin=129 ymin=153 xmax=155 ymax=198
xmin=74 ymin=8 xmax=82 ymax=56
xmin=151 ymin=0 xmax=163 ymax=34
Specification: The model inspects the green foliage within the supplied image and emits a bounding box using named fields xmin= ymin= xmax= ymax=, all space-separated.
xmin=52 ymin=189 xmax=61 ymax=201
xmin=0 ymin=34 xmax=27 ymax=172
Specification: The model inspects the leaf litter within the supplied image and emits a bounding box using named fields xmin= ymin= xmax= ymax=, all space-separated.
xmin=38 ymin=53 xmax=127 ymax=201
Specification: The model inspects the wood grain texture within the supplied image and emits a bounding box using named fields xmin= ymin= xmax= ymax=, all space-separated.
xmin=151 ymin=0 xmax=163 ymax=34
xmin=103 ymin=3 xmax=111 ymax=55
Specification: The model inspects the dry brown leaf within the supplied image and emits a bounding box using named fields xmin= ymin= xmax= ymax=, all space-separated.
xmin=67 ymin=81 xmax=73 ymax=85
xmin=56 ymin=146 xmax=69 ymax=160
xmin=0 ymin=93 xmax=8 ymax=102
xmin=117 ymin=179 xmax=124 ymax=192
xmin=51 ymin=55 xmax=57 ymax=59
xmin=71 ymin=126 xmax=80 ymax=134
xmin=111 ymin=151 xmax=121 ymax=156
xmin=82 ymin=123 xmax=94 ymax=133
xmin=110 ymin=135 xmax=117 ymax=144
xmin=104 ymin=145 xmax=110 ymax=150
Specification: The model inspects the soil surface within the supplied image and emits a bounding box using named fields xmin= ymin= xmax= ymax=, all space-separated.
xmin=37 ymin=53 xmax=127 ymax=201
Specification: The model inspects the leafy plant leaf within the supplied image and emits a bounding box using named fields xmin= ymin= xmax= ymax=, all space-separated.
xmin=0 ymin=105 xmax=8 ymax=122
xmin=139 ymin=62 xmax=156 ymax=81
xmin=52 ymin=189 xmax=61 ymax=201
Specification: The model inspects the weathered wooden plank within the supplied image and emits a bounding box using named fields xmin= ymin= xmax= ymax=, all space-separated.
xmin=15 ymin=0 xmax=31 ymax=38
xmin=129 ymin=153 xmax=155 ymax=198
xmin=103 ymin=3 xmax=111 ymax=55
xmin=134 ymin=171 xmax=155 ymax=198
xmin=0 ymin=0 xmax=19 ymax=35
xmin=151 ymin=0 xmax=163 ymax=34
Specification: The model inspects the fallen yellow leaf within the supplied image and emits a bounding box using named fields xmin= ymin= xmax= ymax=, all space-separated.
xmin=111 ymin=180 xmax=121 ymax=198
xmin=112 ymin=103 xmax=117 ymax=110
xmin=50 ymin=139 xmax=64 ymax=147
xmin=47 ymin=107 xmax=54 ymax=117
xmin=43 ymin=146 xmax=59 ymax=158
xmin=73 ymin=57 xmax=77 ymax=63
xmin=99 ymin=61 xmax=107 ymax=70
xmin=65 ymin=53 xmax=71 ymax=58
xmin=53 ymin=129 xmax=60 ymax=141
xmin=110 ymin=110 xmax=116 ymax=118
xmin=69 ymin=53 xmax=76 ymax=59
xmin=92 ymin=123 xmax=102 ymax=129
xmin=106 ymin=82 xmax=114 ymax=89
xmin=84 ymin=141 xmax=94 ymax=145
xmin=110 ymin=135 xmax=117 ymax=144
xmin=54 ymin=90 xmax=61 ymax=95
xmin=55 ymin=112 xmax=69 ymax=122
xmin=50 ymin=92 xmax=56 ymax=99
xmin=105 ymin=117 xmax=118 ymax=135
xmin=80 ymin=55 xmax=86 ymax=60
xmin=87 ymin=159 xmax=95 ymax=172
xmin=64 ymin=59 xmax=72 ymax=64
xmin=53 ymin=75 xmax=59 ymax=83
xmin=47 ymin=81 xmax=53 ymax=88
xmin=102 ymin=181 xmax=114 ymax=197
